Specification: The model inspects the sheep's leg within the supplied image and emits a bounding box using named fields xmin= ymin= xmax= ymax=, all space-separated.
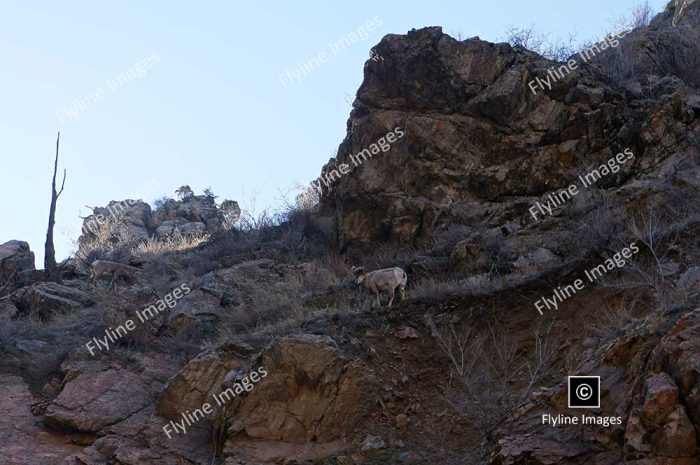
xmin=388 ymin=288 xmax=395 ymax=307
xmin=368 ymin=283 xmax=380 ymax=308
xmin=111 ymin=270 xmax=125 ymax=290
xmin=399 ymin=284 xmax=406 ymax=301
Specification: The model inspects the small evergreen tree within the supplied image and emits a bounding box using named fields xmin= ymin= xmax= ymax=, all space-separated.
xmin=175 ymin=185 xmax=194 ymax=201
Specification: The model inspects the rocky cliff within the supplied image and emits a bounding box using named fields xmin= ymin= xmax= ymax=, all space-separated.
xmin=1 ymin=1 xmax=700 ymax=464
xmin=316 ymin=1 xmax=700 ymax=268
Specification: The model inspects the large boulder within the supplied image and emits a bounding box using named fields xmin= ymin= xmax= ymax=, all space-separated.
xmin=155 ymin=335 xmax=378 ymax=464
xmin=223 ymin=335 xmax=378 ymax=463
xmin=150 ymin=195 xmax=222 ymax=231
xmin=155 ymin=340 xmax=254 ymax=420
xmin=45 ymin=353 xmax=177 ymax=435
xmin=11 ymin=282 xmax=95 ymax=320
xmin=77 ymin=194 xmax=231 ymax=257
xmin=44 ymin=365 xmax=152 ymax=433
xmin=0 ymin=240 xmax=35 ymax=292
xmin=81 ymin=200 xmax=152 ymax=239
xmin=314 ymin=18 xmax=699 ymax=263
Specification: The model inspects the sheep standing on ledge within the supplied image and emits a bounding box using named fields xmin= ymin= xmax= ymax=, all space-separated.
xmin=352 ymin=266 xmax=407 ymax=308
xmin=89 ymin=260 xmax=136 ymax=290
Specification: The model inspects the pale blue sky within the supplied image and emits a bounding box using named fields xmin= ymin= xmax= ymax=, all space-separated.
xmin=0 ymin=0 xmax=668 ymax=264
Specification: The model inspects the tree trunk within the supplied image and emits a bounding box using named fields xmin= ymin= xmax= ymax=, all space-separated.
xmin=44 ymin=132 xmax=66 ymax=283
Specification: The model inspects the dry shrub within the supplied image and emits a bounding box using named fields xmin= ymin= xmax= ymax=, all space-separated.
xmin=133 ymin=231 xmax=210 ymax=258
xmin=215 ymin=272 xmax=310 ymax=337
xmin=504 ymin=26 xmax=579 ymax=61
xmin=590 ymin=294 xmax=647 ymax=341
xmin=358 ymin=242 xmax=429 ymax=272
xmin=425 ymin=312 xmax=555 ymax=432
xmin=0 ymin=305 xmax=106 ymax=393
xmin=152 ymin=324 xmax=209 ymax=364
xmin=596 ymin=41 xmax=643 ymax=84
xmin=613 ymin=1 xmax=654 ymax=31
xmin=616 ymin=206 xmax=681 ymax=309
xmin=74 ymin=215 xmax=141 ymax=267
xmin=432 ymin=224 xmax=472 ymax=254
xmin=410 ymin=275 xmax=498 ymax=302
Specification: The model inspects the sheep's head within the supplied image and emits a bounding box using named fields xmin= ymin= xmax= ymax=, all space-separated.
xmin=351 ymin=266 xmax=366 ymax=284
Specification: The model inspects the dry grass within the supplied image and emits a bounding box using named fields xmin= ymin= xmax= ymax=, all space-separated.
xmin=73 ymin=215 xmax=142 ymax=268
xmin=589 ymin=294 xmax=647 ymax=341
xmin=0 ymin=305 xmax=106 ymax=393
xmin=425 ymin=312 xmax=556 ymax=432
xmin=133 ymin=232 xmax=210 ymax=258
xmin=410 ymin=274 xmax=500 ymax=302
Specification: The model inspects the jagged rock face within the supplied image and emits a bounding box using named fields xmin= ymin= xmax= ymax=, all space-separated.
xmin=11 ymin=282 xmax=95 ymax=320
xmin=78 ymin=195 xmax=231 ymax=252
xmin=224 ymin=335 xmax=378 ymax=463
xmin=156 ymin=335 xmax=377 ymax=464
xmin=155 ymin=341 xmax=254 ymax=420
xmin=316 ymin=8 xmax=700 ymax=256
xmin=0 ymin=240 xmax=36 ymax=293
xmin=485 ymin=307 xmax=700 ymax=464
xmin=671 ymin=0 xmax=700 ymax=26
xmin=43 ymin=354 xmax=177 ymax=434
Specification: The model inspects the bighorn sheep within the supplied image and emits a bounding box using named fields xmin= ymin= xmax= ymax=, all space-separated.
xmin=89 ymin=260 xmax=136 ymax=290
xmin=352 ymin=266 xmax=407 ymax=308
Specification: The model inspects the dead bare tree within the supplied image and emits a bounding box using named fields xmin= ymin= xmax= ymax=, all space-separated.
xmin=44 ymin=132 xmax=66 ymax=283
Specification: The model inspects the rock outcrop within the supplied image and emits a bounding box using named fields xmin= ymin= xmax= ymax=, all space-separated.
xmin=45 ymin=365 xmax=153 ymax=433
xmin=78 ymin=194 xmax=240 ymax=253
xmin=2 ymin=3 xmax=700 ymax=465
xmin=315 ymin=5 xmax=700 ymax=274
xmin=0 ymin=240 xmax=36 ymax=293
xmin=485 ymin=307 xmax=700 ymax=464
xmin=155 ymin=335 xmax=378 ymax=464
xmin=11 ymin=282 xmax=95 ymax=320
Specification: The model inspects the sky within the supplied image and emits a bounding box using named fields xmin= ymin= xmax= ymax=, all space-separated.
xmin=0 ymin=0 xmax=669 ymax=265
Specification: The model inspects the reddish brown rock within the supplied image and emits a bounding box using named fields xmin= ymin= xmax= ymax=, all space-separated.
xmin=222 ymin=335 xmax=378 ymax=463
xmin=45 ymin=367 xmax=152 ymax=433
xmin=0 ymin=374 xmax=83 ymax=465
xmin=155 ymin=340 xmax=254 ymax=420
xmin=0 ymin=240 xmax=35 ymax=293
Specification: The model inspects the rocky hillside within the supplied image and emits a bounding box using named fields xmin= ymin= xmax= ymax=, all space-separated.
xmin=1 ymin=1 xmax=700 ymax=464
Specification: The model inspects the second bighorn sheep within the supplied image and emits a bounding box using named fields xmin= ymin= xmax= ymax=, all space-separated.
xmin=89 ymin=260 xmax=136 ymax=290
xmin=352 ymin=266 xmax=407 ymax=308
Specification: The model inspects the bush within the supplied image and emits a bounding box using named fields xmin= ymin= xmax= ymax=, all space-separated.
xmin=133 ymin=231 xmax=210 ymax=258
xmin=504 ymin=26 xmax=579 ymax=61
xmin=613 ymin=1 xmax=654 ymax=31
xmin=425 ymin=312 xmax=555 ymax=432
xmin=74 ymin=216 xmax=142 ymax=268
